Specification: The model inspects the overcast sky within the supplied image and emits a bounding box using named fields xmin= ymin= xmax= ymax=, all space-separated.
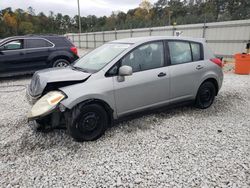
xmin=0 ymin=0 xmax=158 ymax=17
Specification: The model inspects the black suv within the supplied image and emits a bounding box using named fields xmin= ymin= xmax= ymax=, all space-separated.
xmin=0 ymin=35 xmax=79 ymax=77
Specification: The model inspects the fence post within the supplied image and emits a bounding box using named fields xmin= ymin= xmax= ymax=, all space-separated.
xmin=202 ymin=23 xmax=207 ymax=39
xmin=72 ymin=34 xmax=75 ymax=44
xmin=102 ymin=31 xmax=105 ymax=44
xmin=172 ymin=26 xmax=176 ymax=36
xmin=78 ymin=33 xmax=81 ymax=48
xmin=86 ymin=33 xmax=88 ymax=49
xmin=130 ymin=29 xmax=133 ymax=38
xmin=115 ymin=28 xmax=117 ymax=40
xmin=94 ymin=33 xmax=96 ymax=48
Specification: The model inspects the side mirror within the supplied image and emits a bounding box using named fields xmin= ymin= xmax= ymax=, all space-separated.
xmin=119 ymin=65 xmax=133 ymax=76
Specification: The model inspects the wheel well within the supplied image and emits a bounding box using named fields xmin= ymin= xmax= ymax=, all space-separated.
xmin=77 ymin=99 xmax=114 ymax=127
xmin=52 ymin=56 xmax=71 ymax=64
xmin=202 ymin=78 xmax=219 ymax=95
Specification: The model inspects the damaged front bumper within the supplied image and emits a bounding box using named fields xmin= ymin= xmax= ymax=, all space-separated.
xmin=26 ymin=85 xmax=41 ymax=105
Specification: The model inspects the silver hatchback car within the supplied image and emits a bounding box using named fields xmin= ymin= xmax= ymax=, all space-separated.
xmin=27 ymin=36 xmax=223 ymax=141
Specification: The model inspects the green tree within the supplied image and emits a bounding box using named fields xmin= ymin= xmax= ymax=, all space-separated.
xmin=3 ymin=11 xmax=17 ymax=34
xmin=0 ymin=2 xmax=249 ymax=38
xmin=19 ymin=21 xmax=34 ymax=34
xmin=226 ymin=0 xmax=250 ymax=20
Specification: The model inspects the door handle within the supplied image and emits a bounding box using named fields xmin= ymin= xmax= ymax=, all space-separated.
xmin=20 ymin=52 xmax=25 ymax=55
xmin=158 ymin=72 xmax=166 ymax=77
xmin=196 ymin=65 xmax=204 ymax=70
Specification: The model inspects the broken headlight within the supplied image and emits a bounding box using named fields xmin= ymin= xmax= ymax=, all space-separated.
xmin=28 ymin=91 xmax=66 ymax=120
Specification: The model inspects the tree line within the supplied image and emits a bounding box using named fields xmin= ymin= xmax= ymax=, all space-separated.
xmin=0 ymin=0 xmax=249 ymax=38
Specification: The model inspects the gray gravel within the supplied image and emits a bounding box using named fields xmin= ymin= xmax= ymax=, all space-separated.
xmin=0 ymin=73 xmax=250 ymax=187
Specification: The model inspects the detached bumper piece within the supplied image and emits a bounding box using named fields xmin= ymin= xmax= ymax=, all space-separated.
xmin=34 ymin=111 xmax=67 ymax=133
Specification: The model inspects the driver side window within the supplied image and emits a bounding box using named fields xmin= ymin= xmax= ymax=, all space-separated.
xmin=1 ymin=40 xmax=23 ymax=50
xmin=121 ymin=41 xmax=164 ymax=72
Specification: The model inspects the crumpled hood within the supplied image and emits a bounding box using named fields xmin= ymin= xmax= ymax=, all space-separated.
xmin=29 ymin=67 xmax=91 ymax=97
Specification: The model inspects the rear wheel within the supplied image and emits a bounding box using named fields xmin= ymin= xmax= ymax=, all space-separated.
xmin=66 ymin=104 xmax=108 ymax=142
xmin=53 ymin=59 xmax=70 ymax=67
xmin=195 ymin=82 xmax=216 ymax=109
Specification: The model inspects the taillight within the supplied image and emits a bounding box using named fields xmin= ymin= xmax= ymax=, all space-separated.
xmin=210 ymin=58 xmax=223 ymax=68
xmin=70 ymin=46 xmax=78 ymax=56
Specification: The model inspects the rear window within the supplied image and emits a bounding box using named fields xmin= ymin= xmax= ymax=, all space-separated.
xmin=26 ymin=39 xmax=53 ymax=48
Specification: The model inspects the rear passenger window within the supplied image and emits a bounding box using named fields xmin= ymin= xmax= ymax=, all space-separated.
xmin=26 ymin=39 xmax=53 ymax=48
xmin=191 ymin=43 xmax=202 ymax=61
xmin=168 ymin=41 xmax=192 ymax=65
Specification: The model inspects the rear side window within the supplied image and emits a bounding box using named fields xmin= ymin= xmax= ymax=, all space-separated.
xmin=26 ymin=39 xmax=53 ymax=48
xmin=191 ymin=42 xmax=202 ymax=61
xmin=168 ymin=41 xmax=192 ymax=65
xmin=49 ymin=37 xmax=71 ymax=47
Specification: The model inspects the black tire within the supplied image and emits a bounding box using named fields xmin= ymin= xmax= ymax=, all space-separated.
xmin=67 ymin=104 xmax=108 ymax=142
xmin=53 ymin=59 xmax=70 ymax=67
xmin=195 ymin=81 xmax=216 ymax=109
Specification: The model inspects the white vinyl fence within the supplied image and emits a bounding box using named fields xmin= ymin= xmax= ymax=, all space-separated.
xmin=66 ymin=19 xmax=250 ymax=57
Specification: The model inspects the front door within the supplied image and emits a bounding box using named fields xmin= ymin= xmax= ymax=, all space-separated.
xmin=113 ymin=41 xmax=170 ymax=117
xmin=0 ymin=39 xmax=27 ymax=75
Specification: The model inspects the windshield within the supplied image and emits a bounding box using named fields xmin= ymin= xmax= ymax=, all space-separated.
xmin=73 ymin=43 xmax=131 ymax=72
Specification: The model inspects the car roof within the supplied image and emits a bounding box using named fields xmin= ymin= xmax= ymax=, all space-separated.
xmin=0 ymin=35 xmax=64 ymax=43
xmin=4 ymin=34 xmax=62 ymax=38
xmin=111 ymin=36 xmax=205 ymax=44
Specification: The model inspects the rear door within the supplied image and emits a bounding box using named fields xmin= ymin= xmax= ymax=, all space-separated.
xmin=23 ymin=38 xmax=55 ymax=71
xmin=167 ymin=40 xmax=205 ymax=102
xmin=0 ymin=39 xmax=27 ymax=75
xmin=113 ymin=41 xmax=171 ymax=117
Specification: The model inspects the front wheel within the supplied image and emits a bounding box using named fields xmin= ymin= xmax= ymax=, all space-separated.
xmin=195 ymin=82 xmax=216 ymax=109
xmin=66 ymin=104 xmax=108 ymax=142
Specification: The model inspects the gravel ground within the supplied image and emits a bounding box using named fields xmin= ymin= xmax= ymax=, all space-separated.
xmin=0 ymin=72 xmax=250 ymax=187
